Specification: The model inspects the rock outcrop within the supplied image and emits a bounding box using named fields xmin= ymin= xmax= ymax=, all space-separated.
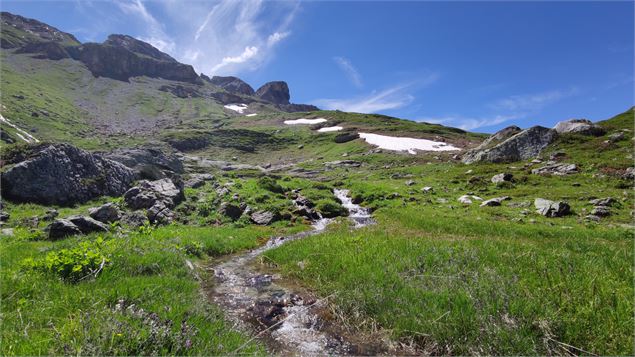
xmin=251 ymin=210 xmax=279 ymax=225
xmin=210 ymin=76 xmax=255 ymax=96
xmin=104 ymin=34 xmax=176 ymax=62
xmin=553 ymin=119 xmax=605 ymax=136
xmin=255 ymin=81 xmax=290 ymax=105
xmin=531 ymin=163 xmax=578 ymax=176
xmin=89 ymin=203 xmax=121 ymax=223
xmin=123 ymin=178 xmax=184 ymax=210
xmin=462 ymin=126 xmax=557 ymax=164
xmin=1 ymin=144 xmax=135 ymax=206
xmin=105 ymin=148 xmax=184 ymax=179
xmin=1 ymin=11 xmax=80 ymax=48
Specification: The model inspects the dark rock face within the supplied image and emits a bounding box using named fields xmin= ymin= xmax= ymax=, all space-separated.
xmin=1 ymin=11 xmax=80 ymax=48
xmin=334 ymin=132 xmax=360 ymax=143
xmin=462 ymin=126 xmax=557 ymax=164
xmin=554 ymin=119 xmax=605 ymax=136
xmin=67 ymin=43 xmax=199 ymax=83
xmin=88 ymin=203 xmax=121 ymax=223
xmin=158 ymin=84 xmax=201 ymax=98
xmin=15 ymin=41 xmax=70 ymax=60
xmin=1 ymin=144 xmax=135 ymax=206
xmin=219 ymin=202 xmax=244 ymax=221
xmin=255 ymin=81 xmax=290 ymax=105
xmin=104 ymin=34 xmax=176 ymax=62
xmin=105 ymin=148 xmax=184 ymax=179
xmin=46 ymin=219 xmax=82 ymax=240
xmin=474 ymin=126 xmax=522 ymax=151
xmin=67 ymin=215 xmax=109 ymax=234
xmin=534 ymin=198 xmax=570 ymax=217
xmin=146 ymin=201 xmax=176 ymax=224
xmin=210 ymin=76 xmax=255 ymax=96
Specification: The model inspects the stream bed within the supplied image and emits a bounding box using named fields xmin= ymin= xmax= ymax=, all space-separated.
xmin=207 ymin=189 xmax=379 ymax=355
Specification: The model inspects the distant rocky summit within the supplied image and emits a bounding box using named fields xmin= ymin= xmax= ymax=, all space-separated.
xmin=1 ymin=144 xmax=135 ymax=205
xmin=104 ymin=34 xmax=176 ymax=62
xmin=210 ymin=76 xmax=256 ymax=96
xmin=256 ymin=81 xmax=291 ymax=105
xmin=462 ymin=126 xmax=557 ymax=164
xmin=0 ymin=11 xmax=80 ymax=48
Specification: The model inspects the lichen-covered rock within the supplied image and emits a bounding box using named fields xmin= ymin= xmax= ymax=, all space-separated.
xmin=462 ymin=126 xmax=557 ymax=164
xmin=146 ymin=202 xmax=176 ymax=224
xmin=1 ymin=144 xmax=135 ymax=206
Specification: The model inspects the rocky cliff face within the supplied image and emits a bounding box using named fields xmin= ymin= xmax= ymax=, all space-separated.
xmin=210 ymin=76 xmax=255 ymax=96
xmin=104 ymin=34 xmax=177 ymax=62
xmin=1 ymin=144 xmax=136 ymax=205
xmin=462 ymin=126 xmax=557 ymax=164
xmin=67 ymin=43 xmax=200 ymax=83
xmin=256 ymin=81 xmax=290 ymax=105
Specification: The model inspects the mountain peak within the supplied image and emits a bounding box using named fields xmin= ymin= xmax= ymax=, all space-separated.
xmin=104 ymin=34 xmax=176 ymax=62
xmin=255 ymin=81 xmax=290 ymax=105
xmin=0 ymin=11 xmax=80 ymax=48
xmin=210 ymin=76 xmax=255 ymax=96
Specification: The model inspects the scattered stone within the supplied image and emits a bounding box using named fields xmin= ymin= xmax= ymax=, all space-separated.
xmin=553 ymin=119 xmax=605 ymax=136
xmin=608 ymin=132 xmax=625 ymax=142
xmin=1 ymin=228 xmax=14 ymax=236
xmin=67 ymin=215 xmax=109 ymax=234
xmin=622 ymin=167 xmax=635 ymax=180
xmin=0 ymin=211 xmax=9 ymax=222
xmin=458 ymin=195 xmax=483 ymax=204
xmin=585 ymin=215 xmax=601 ymax=222
xmin=46 ymin=219 xmax=82 ymax=240
xmin=436 ymin=198 xmax=448 ymax=204
xmin=589 ymin=197 xmax=616 ymax=207
xmin=421 ymin=186 xmax=434 ymax=193
xmin=531 ymin=163 xmax=578 ymax=176
xmin=405 ymin=180 xmax=416 ymax=186
xmin=324 ymin=160 xmax=362 ymax=168
xmin=120 ymin=211 xmax=149 ymax=227
xmin=251 ymin=210 xmax=279 ymax=225
xmin=88 ymin=203 xmax=121 ymax=223
xmin=42 ymin=209 xmax=59 ymax=221
xmin=480 ymin=196 xmax=510 ymax=207
xmin=534 ymin=198 xmax=570 ymax=217
xmin=491 ymin=173 xmax=513 ymax=184
xmin=590 ymin=206 xmax=611 ymax=217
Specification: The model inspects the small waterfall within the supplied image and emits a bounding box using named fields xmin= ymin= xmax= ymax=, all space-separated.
xmin=334 ymin=188 xmax=374 ymax=227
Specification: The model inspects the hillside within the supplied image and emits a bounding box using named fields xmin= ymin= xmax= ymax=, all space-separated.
xmin=1 ymin=11 xmax=633 ymax=357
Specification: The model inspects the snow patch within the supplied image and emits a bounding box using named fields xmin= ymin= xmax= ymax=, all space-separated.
xmin=358 ymin=132 xmax=459 ymax=154
xmin=0 ymin=114 xmax=39 ymax=143
xmin=283 ymin=118 xmax=328 ymax=125
xmin=245 ymin=113 xmax=257 ymax=117
xmin=317 ymin=126 xmax=343 ymax=132
xmin=224 ymin=103 xmax=248 ymax=113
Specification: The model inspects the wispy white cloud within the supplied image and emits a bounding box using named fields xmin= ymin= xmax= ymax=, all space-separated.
xmin=112 ymin=0 xmax=298 ymax=75
xmin=314 ymin=84 xmax=415 ymax=113
xmin=490 ymin=87 xmax=580 ymax=112
xmin=117 ymin=0 xmax=175 ymax=53
xmin=333 ymin=56 xmax=363 ymax=88
xmin=420 ymin=114 xmax=522 ymax=131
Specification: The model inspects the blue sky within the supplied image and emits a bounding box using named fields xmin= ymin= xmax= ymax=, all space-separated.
xmin=3 ymin=0 xmax=633 ymax=132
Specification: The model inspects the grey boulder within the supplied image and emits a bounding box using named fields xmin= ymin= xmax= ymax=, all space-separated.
xmin=251 ymin=210 xmax=279 ymax=225
xmin=219 ymin=202 xmax=244 ymax=221
xmin=491 ymin=173 xmax=513 ymax=184
xmin=88 ymin=203 xmax=121 ymax=223
xmin=46 ymin=219 xmax=83 ymax=240
xmin=480 ymin=196 xmax=510 ymax=207
xmin=534 ymin=198 xmax=570 ymax=217
xmin=462 ymin=126 xmax=557 ymax=164
xmin=67 ymin=215 xmax=109 ymax=234
xmin=553 ymin=119 xmax=605 ymax=136
xmin=124 ymin=178 xmax=184 ymax=210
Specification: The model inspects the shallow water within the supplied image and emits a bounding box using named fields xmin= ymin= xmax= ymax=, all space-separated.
xmin=208 ymin=189 xmax=377 ymax=355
